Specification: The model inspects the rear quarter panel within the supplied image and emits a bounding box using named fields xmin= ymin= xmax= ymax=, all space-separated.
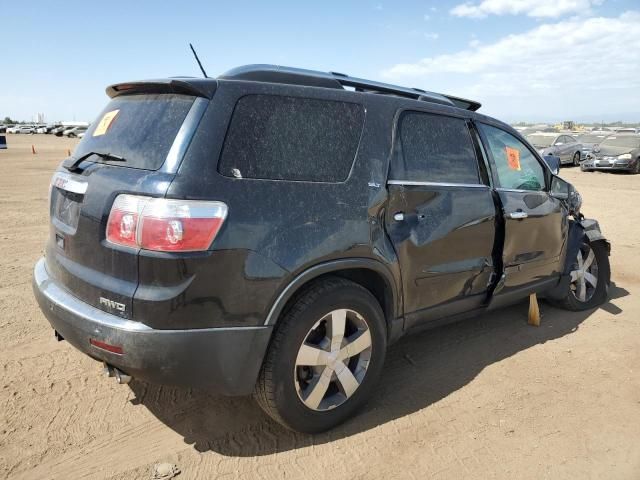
xmin=147 ymin=81 xmax=401 ymax=329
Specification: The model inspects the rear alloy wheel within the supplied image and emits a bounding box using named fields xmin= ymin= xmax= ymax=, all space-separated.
xmin=554 ymin=240 xmax=610 ymax=311
xmin=254 ymin=277 xmax=386 ymax=433
xmin=294 ymin=309 xmax=372 ymax=411
xmin=572 ymin=152 xmax=580 ymax=166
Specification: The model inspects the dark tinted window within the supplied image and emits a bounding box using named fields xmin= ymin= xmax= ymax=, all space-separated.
xmin=75 ymin=94 xmax=195 ymax=170
xmin=391 ymin=112 xmax=480 ymax=184
xmin=218 ymin=95 xmax=364 ymax=182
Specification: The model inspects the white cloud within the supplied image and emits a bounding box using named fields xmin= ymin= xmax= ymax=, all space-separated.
xmin=424 ymin=32 xmax=440 ymax=40
xmin=451 ymin=0 xmax=602 ymax=19
xmin=424 ymin=13 xmax=431 ymax=20
xmin=381 ymin=11 xmax=640 ymax=119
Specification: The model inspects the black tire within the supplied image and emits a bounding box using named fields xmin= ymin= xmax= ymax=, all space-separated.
xmin=572 ymin=152 xmax=580 ymax=166
xmin=254 ymin=277 xmax=387 ymax=433
xmin=633 ymin=160 xmax=640 ymax=175
xmin=552 ymin=240 xmax=610 ymax=311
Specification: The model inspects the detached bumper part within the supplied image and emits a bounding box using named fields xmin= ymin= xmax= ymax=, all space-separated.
xmin=32 ymin=258 xmax=272 ymax=395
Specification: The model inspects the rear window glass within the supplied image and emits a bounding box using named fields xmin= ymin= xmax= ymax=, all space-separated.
xmin=218 ymin=95 xmax=364 ymax=182
xmin=75 ymin=94 xmax=195 ymax=170
xmin=391 ymin=112 xmax=480 ymax=184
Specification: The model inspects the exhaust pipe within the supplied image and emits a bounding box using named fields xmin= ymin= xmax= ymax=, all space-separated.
xmin=114 ymin=368 xmax=132 ymax=385
xmin=103 ymin=362 xmax=115 ymax=377
xmin=103 ymin=362 xmax=132 ymax=384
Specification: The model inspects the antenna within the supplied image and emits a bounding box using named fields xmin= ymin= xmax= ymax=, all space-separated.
xmin=189 ymin=43 xmax=209 ymax=79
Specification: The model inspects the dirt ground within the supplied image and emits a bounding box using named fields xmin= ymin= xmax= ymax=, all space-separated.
xmin=0 ymin=133 xmax=638 ymax=479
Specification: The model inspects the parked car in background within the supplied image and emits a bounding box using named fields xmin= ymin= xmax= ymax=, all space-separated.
xmin=7 ymin=125 xmax=21 ymax=134
xmin=52 ymin=126 xmax=68 ymax=136
xmin=615 ymin=128 xmax=638 ymax=134
xmin=63 ymin=126 xmax=88 ymax=138
xmin=526 ymin=133 xmax=582 ymax=166
xmin=582 ymin=134 xmax=640 ymax=174
xmin=17 ymin=125 xmax=36 ymax=134
xmin=33 ymin=65 xmax=611 ymax=433
xmin=577 ymin=131 xmax=610 ymax=159
xmin=0 ymin=125 xmax=6 ymax=133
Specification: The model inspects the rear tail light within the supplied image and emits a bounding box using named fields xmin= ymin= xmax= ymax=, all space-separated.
xmin=106 ymin=194 xmax=228 ymax=252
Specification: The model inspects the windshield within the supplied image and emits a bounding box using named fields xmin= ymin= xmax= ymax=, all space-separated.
xmin=578 ymin=134 xmax=608 ymax=143
xmin=526 ymin=135 xmax=555 ymax=147
xmin=600 ymin=136 xmax=640 ymax=149
xmin=75 ymin=93 xmax=196 ymax=170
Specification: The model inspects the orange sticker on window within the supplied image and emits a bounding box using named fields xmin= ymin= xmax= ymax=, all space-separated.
xmin=92 ymin=109 xmax=119 ymax=137
xmin=505 ymin=146 xmax=521 ymax=171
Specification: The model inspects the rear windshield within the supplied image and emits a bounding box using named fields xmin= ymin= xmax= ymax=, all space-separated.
xmin=218 ymin=94 xmax=364 ymax=182
xmin=75 ymin=94 xmax=195 ymax=170
xmin=526 ymin=135 xmax=555 ymax=147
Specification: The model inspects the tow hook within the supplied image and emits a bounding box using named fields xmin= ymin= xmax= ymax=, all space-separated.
xmin=54 ymin=330 xmax=64 ymax=342
xmin=103 ymin=362 xmax=132 ymax=385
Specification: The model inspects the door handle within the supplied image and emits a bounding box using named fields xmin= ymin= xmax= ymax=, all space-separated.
xmin=393 ymin=212 xmax=405 ymax=222
xmin=508 ymin=211 xmax=528 ymax=219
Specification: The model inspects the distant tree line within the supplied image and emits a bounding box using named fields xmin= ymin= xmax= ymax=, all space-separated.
xmin=2 ymin=116 xmax=23 ymax=124
xmin=512 ymin=120 xmax=639 ymax=128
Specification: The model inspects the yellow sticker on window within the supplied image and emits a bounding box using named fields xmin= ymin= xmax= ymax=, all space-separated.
xmin=505 ymin=146 xmax=521 ymax=171
xmin=92 ymin=109 xmax=120 ymax=137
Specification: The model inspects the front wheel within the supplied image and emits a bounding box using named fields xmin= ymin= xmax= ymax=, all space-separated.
xmin=254 ymin=277 xmax=387 ymax=433
xmin=572 ymin=152 xmax=581 ymax=166
xmin=552 ymin=240 xmax=610 ymax=311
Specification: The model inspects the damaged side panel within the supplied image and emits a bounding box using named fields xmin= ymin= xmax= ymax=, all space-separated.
xmin=384 ymin=183 xmax=497 ymax=327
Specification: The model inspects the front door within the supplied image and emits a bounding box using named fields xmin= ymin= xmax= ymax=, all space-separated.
xmin=477 ymin=123 xmax=567 ymax=295
xmin=385 ymin=111 xmax=497 ymax=327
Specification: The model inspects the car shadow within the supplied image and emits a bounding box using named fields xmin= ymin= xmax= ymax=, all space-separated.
xmin=127 ymin=282 xmax=629 ymax=457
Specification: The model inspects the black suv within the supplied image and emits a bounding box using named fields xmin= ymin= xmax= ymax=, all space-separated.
xmin=33 ymin=65 xmax=610 ymax=433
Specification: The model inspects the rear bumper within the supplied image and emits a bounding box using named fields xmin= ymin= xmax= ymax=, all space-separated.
xmin=32 ymin=258 xmax=272 ymax=395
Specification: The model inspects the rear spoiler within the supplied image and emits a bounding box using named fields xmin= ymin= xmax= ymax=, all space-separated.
xmin=442 ymin=94 xmax=482 ymax=112
xmin=106 ymin=78 xmax=217 ymax=99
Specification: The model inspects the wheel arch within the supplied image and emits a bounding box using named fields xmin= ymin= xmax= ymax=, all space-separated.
xmin=546 ymin=217 xmax=610 ymax=300
xmin=263 ymin=258 xmax=403 ymax=342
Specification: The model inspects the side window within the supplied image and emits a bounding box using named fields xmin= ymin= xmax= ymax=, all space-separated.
xmin=391 ymin=112 xmax=480 ymax=184
xmin=218 ymin=94 xmax=364 ymax=182
xmin=479 ymin=123 xmax=546 ymax=192
xmin=566 ymin=135 xmax=576 ymax=143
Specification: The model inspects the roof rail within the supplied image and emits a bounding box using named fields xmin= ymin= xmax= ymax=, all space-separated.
xmin=219 ymin=65 xmax=481 ymax=111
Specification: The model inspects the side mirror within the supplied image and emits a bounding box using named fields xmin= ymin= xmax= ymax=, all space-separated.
xmin=542 ymin=154 xmax=560 ymax=175
xmin=551 ymin=175 xmax=569 ymax=200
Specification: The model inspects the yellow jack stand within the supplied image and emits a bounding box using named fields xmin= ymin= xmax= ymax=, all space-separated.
xmin=528 ymin=293 xmax=540 ymax=326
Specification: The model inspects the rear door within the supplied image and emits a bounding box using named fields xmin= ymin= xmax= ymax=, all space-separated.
xmin=477 ymin=123 xmax=567 ymax=295
xmin=385 ymin=111 xmax=497 ymax=327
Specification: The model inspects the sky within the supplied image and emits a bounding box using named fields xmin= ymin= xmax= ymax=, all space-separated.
xmin=1 ymin=0 xmax=639 ymax=124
